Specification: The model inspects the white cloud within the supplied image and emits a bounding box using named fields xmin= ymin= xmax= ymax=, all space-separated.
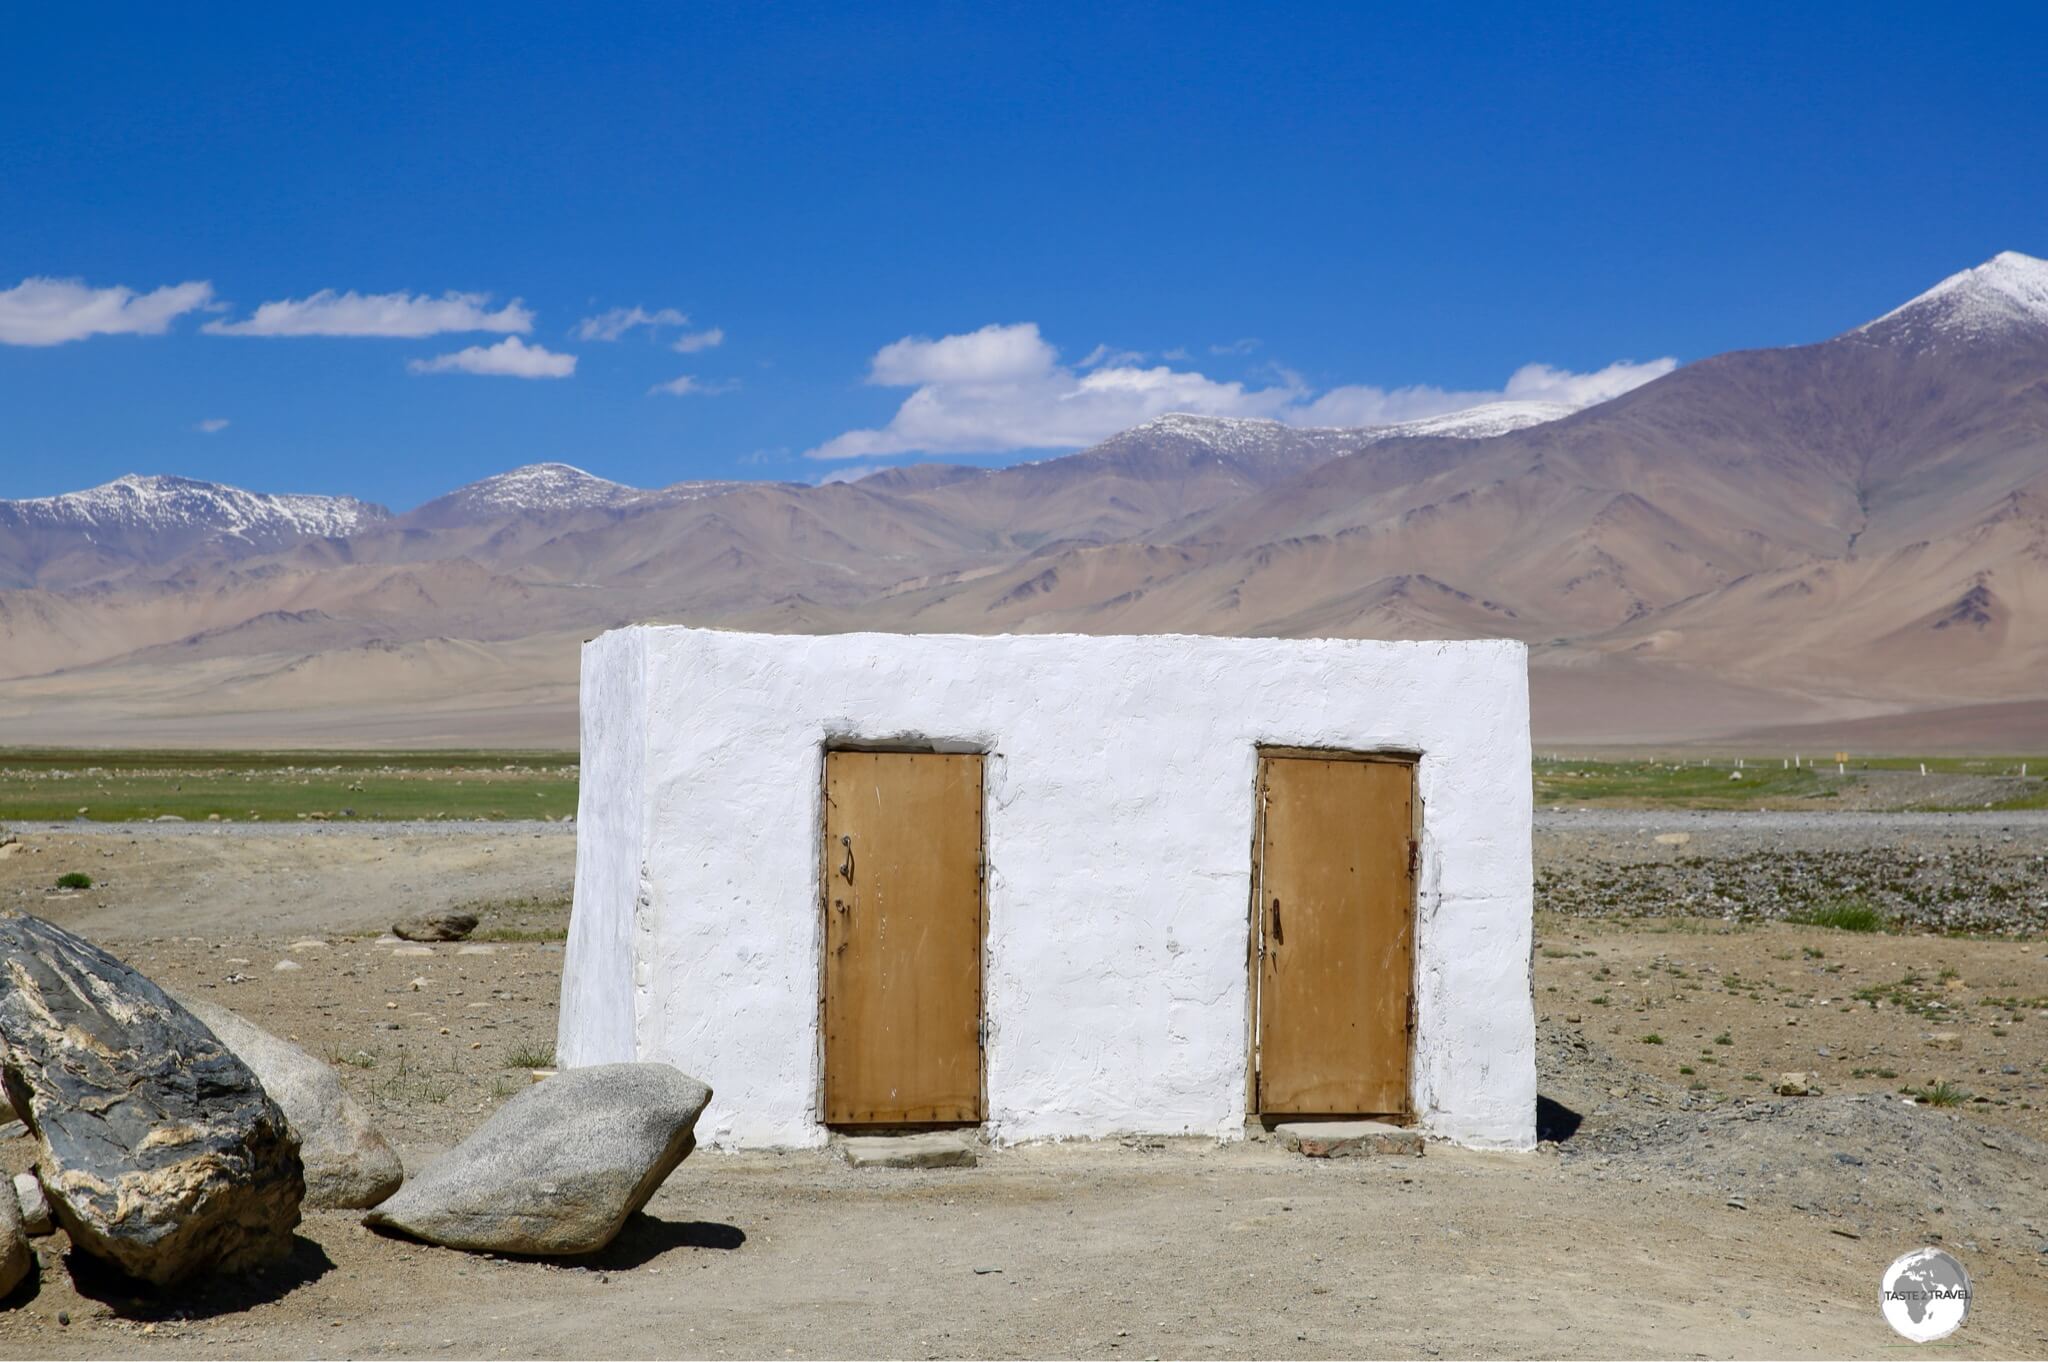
xmin=1294 ymin=357 xmax=1677 ymax=427
xmin=670 ymin=326 xmax=724 ymax=353
xmin=1209 ymin=337 xmax=1260 ymax=356
xmin=206 ymin=289 xmax=532 ymax=338
xmin=0 ymin=277 xmax=215 ymax=346
xmin=809 ymin=322 xmax=1303 ymax=460
xmin=195 ymin=418 xmax=231 ymax=434
xmin=808 ymin=321 xmax=1679 ymax=459
xmin=648 ymin=374 xmax=739 ymax=396
xmin=408 ymin=336 xmax=575 ymax=378
xmin=574 ymin=305 xmax=689 ymax=341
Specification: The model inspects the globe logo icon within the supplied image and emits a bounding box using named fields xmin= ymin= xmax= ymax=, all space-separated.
xmin=1880 ymin=1247 xmax=1971 ymax=1342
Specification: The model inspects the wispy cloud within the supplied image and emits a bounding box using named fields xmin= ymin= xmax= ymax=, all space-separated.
xmin=206 ymin=289 xmax=532 ymax=338
xmin=808 ymin=320 xmax=1678 ymax=458
xmin=409 ymin=336 xmax=575 ymax=378
xmin=195 ymin=417 xmax=231 ymax=434
xmin=670 ymin=326 xmax=724 ymax=353
xmin=1209 ymin=337 xmax=1260 ymax=356
xmin=0 ymin=277 xmax=215 ymax=346
xmin=573 ymin=305 xmax=689 ymax=341
xmin=1293 ymin=358 xmax=1677 ymax=426
xmin=649 ymin=373 xmax=739 ymax=397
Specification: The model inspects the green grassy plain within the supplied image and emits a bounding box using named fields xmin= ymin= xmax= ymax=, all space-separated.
xmin=0 ymin=749 xmax=578 ymax=823
xmin=1535 ymin=754 xmax=2048 ymax=810
xmin=4 ymin=749 xmax=2044 ymax=822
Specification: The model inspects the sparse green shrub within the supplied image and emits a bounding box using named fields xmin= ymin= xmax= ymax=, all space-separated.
xmin=1641 ymin=1033 xmax=1665 ymax=1045
xmin=1789 ymin=899 xmax=1886 ymax=932
xmin=1909 ymin=1081 xmax=1970 ymax=1107
xmin=504 ymin=1042 xmax=556 ymax=1070
xmin=55 ymin=871 xmax=91 ymax=890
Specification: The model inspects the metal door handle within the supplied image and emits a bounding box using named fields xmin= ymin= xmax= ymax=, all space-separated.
xmin=838 ymin=834 xmax=854 ymax=883
xmin=1270 ymin=897 xmax=1282 ymax=945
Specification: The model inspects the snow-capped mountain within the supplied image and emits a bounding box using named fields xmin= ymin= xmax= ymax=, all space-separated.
xmin=1852 ymin=250 xmax=2048 ymax=348
xmin=0 ymin=474 xmax=389 ymax=589
xmin=2 ymin=473 xmax=384 ymax=539
xmin=403 ymin=462 xmax=648 ymax=527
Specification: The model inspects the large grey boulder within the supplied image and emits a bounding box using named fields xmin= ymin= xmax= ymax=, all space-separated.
xmin=175 ymin=994 xmax=404 ymax=1210
xmin=365 ymin=1063 xmax=709 ymax=1255
xmin=0 ymin=913 xmax=303 ymax=1285
xmin=0 ymin=1178 xmax=25 ymax=1300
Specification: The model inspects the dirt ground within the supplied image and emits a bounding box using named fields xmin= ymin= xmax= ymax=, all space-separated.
xmin=2 ymin=816 xmax=2047 ymax=1358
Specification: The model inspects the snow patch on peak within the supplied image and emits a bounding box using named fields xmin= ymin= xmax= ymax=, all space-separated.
xmin=1368 ymin=400 xmax=1574 ymax=441
xmin=438 ymin=462 xmax=643 ymax=516
xmin=1854 ymin=250 xmax=2048 ymax=347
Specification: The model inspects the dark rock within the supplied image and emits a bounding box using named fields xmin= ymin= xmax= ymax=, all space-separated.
xmin=0 ymin=913 xmax=302 ymax=1285
xmin=391 ymin=912 xmax=479 ymax=943
xmin=365 ymin=1063 xmax=709 ymax=1255
xmin=175 ymin=995 xmax=403 ymax=1210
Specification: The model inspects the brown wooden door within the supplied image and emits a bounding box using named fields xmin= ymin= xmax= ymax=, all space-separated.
xmin=1252 ymin=753 xmax=1416 ymax=1117
xmin=822 ymin=750 xmax=985 ymax=1125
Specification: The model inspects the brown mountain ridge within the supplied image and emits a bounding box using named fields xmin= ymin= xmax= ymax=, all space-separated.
xmin=3 ymin=254 xmax=2045 ymax=747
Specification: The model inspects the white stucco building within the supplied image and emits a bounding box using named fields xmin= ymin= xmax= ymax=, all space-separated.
xmin=557 ymin=627 xmax=1535 ymax=1151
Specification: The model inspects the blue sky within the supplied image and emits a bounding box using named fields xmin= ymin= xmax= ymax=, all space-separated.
xmin=4 ymin=3 xmax=2045 ymax=509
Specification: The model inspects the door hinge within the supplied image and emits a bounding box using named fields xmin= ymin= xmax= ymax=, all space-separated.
xmin=1407 ymin=838 xmax=1420 ymax=877
xmin=1406 ymin=992 xmax=1418 ymax=1034
xmin=977 ymin=1017 xmax=988 ymax=1049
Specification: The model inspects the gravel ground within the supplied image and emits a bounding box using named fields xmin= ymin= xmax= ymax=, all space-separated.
xmin=2 ymin=815 xmax=2047 ymax=1356
xmin=1537 ymin=810 xmax=2048 ymax=934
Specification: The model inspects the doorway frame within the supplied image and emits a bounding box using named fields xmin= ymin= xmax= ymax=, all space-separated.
xmin=1243 ymin=744 xmax=1424 ymax=1126
xmin=813 ymin=737 xmax=990 ymax=1131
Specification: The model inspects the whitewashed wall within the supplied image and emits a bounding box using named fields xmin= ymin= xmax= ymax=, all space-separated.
xmin=559 ymin=628 xmax=1535 ymax=1151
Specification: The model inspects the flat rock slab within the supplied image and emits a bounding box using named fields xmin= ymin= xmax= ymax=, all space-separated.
xmin=0 ymin=913 xmax=303 ymax=1285
xmin=1274 ymin=1120 xmax=1424 ymax=1158
xmin=838 ymin=1132 xmax=979 ymax=1169
xmin=364 ymin=1063 xmax=709 ymax=1256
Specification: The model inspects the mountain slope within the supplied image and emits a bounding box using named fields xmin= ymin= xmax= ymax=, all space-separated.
xmin=3 ymin=252 xmax=2044 ymax=745
xmin=0 ymin=475 xmax=388 ymax=589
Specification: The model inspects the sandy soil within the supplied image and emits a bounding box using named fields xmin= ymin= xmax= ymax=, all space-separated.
xmin=2 ymin=819 xmax=2046 ymax=1358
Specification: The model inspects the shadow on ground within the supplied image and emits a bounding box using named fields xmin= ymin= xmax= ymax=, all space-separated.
xmin=64 ymin=1233 xmax=334 ymax=1320
xmin=1536 ymin=1095 xmax=1582 ymax=1143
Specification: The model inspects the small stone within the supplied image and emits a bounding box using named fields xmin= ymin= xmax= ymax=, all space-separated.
xmin=1773 ymin=1074 xmax=1816 ymax=1096
xmin=392 ymin=946 xmax=435 ymax=958
xmin=12 ymin=1172 xmax=52 ymax=1235
xmin=273 ymin=960 xmax=302 ymax=973
xmin=1726 ymin=1196 xmax=1746 ymax=1210
xmin=1927 ymin=1032 xmax=1963 ymax=1050
xmin=456 ymin=945 xmax=497 ymax=956
xmin=392 ymin=912 xmax=479 ymax=943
